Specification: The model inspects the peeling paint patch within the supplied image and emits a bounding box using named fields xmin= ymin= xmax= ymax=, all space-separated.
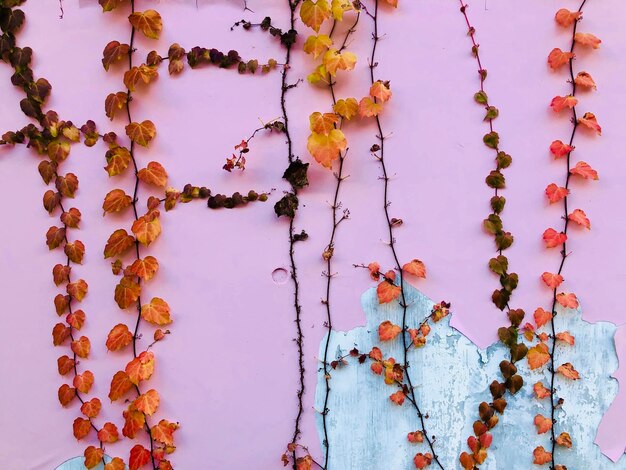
xmin=315 ymin=282 xmax=626 ymax=469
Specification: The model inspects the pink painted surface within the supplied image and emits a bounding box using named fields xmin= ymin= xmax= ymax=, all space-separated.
xmin=0 ymin=0 xmax=624 ymax=468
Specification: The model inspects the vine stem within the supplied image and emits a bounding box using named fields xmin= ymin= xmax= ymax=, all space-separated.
xmin=366 ymin=1 xmax=443 ymax=468
xmin=318 ymin=15 xmax=360 ymax=468
xmin=548 ymin=2 xmax=587 ymax=467
xmin=125 ymin=1 xmax=157 ymax=467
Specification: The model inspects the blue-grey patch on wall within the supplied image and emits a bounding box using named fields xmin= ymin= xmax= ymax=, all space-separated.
xmin=56 ymin=455 xmax=126 ymax=470
xmin=315 ymin=281 xmax=626 ymax=469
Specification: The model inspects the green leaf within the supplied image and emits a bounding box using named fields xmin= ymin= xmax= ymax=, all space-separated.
xmin=483 ymin=131 xmax=499 ymax=149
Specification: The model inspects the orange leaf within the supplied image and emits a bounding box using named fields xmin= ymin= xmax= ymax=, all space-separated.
xmin=73 ymin=417 xmax=92 ymax=440
xmin=57 ymin=355 xmax=75 ymax=375
xmin=413 ymin=452 xmax=433 ymax=469
xmin=109 ymin=371 xmax=133 ymax=401
xmin=105 ymin=91 xmax=128 ymax=119
xmin=104 ymin=457 xmax=126 ymax=470
xmin=556 ymin=292 xmax=578 ymax=309
xmin=123 ymin=65 xmax=158 ymax=92
xmin=309 ymin=112 xmax=339 ymax=134
xmin=570 ymin=161 xmax=599 ymax=180
xmin=575 ymin=71 xmax=597 ymax=90
xmin=557 ymin=362 xmax=580 ymax=379
xmin=407 ymin=431 xmax=424 ymax=443
xmin=555 ymin=8 xmax=581 ymax=27
xmin=550 ymin=95 xmax=577 ymax=112
xmin=370 ymin=80 xmax=392 ymax=103
xmin=307 ymin=129 xmax=347 ymax=168
xmin=389 ymin=390 xmax=405 ymax=405
xmin=132 ymin=210 xmax=162 ymax=246
xmin=103 ymin=189 xmax=133 ymax=214
xmin=67 ymin=279 xmax=88 ymax=301
xmin=52 ymin=323 xmax=70 ymax=346
xmin=323 ymin=49 xmax=357 ymax=76
xmin=133 ymin=389 xmax=160 ymax=415
xmin=303 ymin=34 xmax=333 ymax=59
xmin=115 ymin=277 xmax=141 ymax=309
xmin=548 ymin=48 xmax=574 ymax=70
xmin=533 ymin=446 xmax=552 ymax=465
xmin=568 ymin=209 xmax=590 ymax=229
xmin=138 ymin=162 xmax=168 ymax=187
xmin=556 ymin=331 xmax=575 ymax=345
xmin=541 ymin=272 xmax=563 ymax=289
xmin=46 ymin=226 xmax=65 ymax=250
xmin=578 ymin=112 xmax=601 ymax=135
xmin=534 ymin=414 xmax=552 ymax=434
xmin=84 ymin=446 xmax=104 ymax=469
xmin=549 ymin=140 xmax=574 ymax=158
xmin=459 ymin=453 xmax=476 ymax=470
xmin=56 ymin=173 xmax=78 ymax=197
xmin=141 ymin=297 xmax=172 ymax=325
xmin=402 ymin=259 xmax=426 ymax=278
xmin=152 ymin=419 xmax=179 ymax=446
xmin=126 ymin=120 xmax=156 ymax=147
xmin=58 ymin=384 xmax=76 ymax=406
xmin=104 ymin=229 xmax=136 ymax=259
xmin=104 ymin=146 xmax=131 ymax=176
xmin=533 ymin=382 xmax=550 ymax=399
xmin=533 ymin=307 xmax=552 ymax=328
xmin=367 ymin=262 xmax=381 ymax=280
xmin=127 ymin=256 xmax=159 ymax=281
xmin=97 ymin=422 xmax=119 ymax=443
xmin=73 ymin=370 xmax=94 ymax=394
xmin=102 ymin=41 xmax=130 ymax=71
xmin=376 ymin=280 xmax=401 ymax=304
xmin=61 ymin=207 xmax=81 ymax=228
xmin=129 ymin=10 xmax=162 ymax=39
xmin=556 ymin=432 xmax=573 ymax=448
xmin=358 ymin=96 xmax=383 ymax=118
xmin=527 ymin=343 xmax=550 ymax=370
xmin=543 ymin=228 xmax=566 ymax=248
xmin=129 ymin=444 xmax=152 ymax=470
xmin=106 ymin=323 xmax=134 ymax=351
xmin=81 ymin=398 xmax=102 ymax=418
xmin=71 ymin=336 xmax=91 ymax=358
xmin=53 ymin=264 xmax=71 ymax=286
xmin=123 ymin=405 xmax=145 ymax=438
xmin=126 ymin=350 xmax=155 ymax=385
xmin=574 ymin=32 xmax=601 ymax=49
xmin=65 ymin=241 xmax=85 ymax=264
xmin=378 ymin=320 xmax=402 ymax=341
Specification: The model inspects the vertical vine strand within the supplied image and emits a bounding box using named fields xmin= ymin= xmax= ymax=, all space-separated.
xmin=365 ymin=2 xmax=443 ymax=468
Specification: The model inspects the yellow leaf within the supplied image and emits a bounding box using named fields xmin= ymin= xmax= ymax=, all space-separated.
xmin=300 ymin=0 xmax=331 ymax=32
xmin=370 ymin=80 xmax=392 ymax=103
xmin=333 ymin=98 xmax=359 ymax=120
xmin=331 ymin=0 xmax=356 ymax=20
xmin=303 ymin=34 xmax=333 ymax=59
xmin=323 ymin=49 xmax=357 ymax=76
xmin=123 ymin=64 xmax=158 ymax=92
xmin=307 ymin=129 xmax=347 ymax=169
xmin=309 ymin=112 xmax=339 ymax=134
xmin=307 ymin=64 xmax=331 ymax=85
xmin=128 ymin=10 xmax=163 ymax=39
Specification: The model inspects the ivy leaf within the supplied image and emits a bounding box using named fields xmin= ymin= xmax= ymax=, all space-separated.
xmin=83 ymin=446 xmax=104 ymax=469
xmin=97 ymin=422 xmax=120 ymax=443
xmin=543 ymin=228 xmax=566 ymax=248
xmin=168 ymin=43 xmax=186 ymax=75
xmin=307 ymin=129 xmax=347 ymax=168
xmin=570 ymin=161 xmax=599 ymax=180
xmin=126 ymin=120 xmax=156 ymax=147
xmin=533 ymin=307 xmax=552 ymax=328
xmin=123 ymin=405 xmax=145 ymax=438
xmin=65 ymin=241 xmax=85 ymax=264
xmin=282 ymin=159 xmax=309 ymax=189
xmin=533 ymin=382 xmax=551 ymax=399
xmin=104 ymin=229 xmax=135 ymax=259
xmin=557 ymin=362 xmax=580 ymax=379
xmin=407 ymin=431 xmax=424 ymax=443
xmin=358 ymin=97 xmax=383 ymax=118
xmin=489 ymin=255 xmax=508 ymax=276
xmin=61 ymin=208 xmax=81 ymax=228
xmin=333 ymin=98 xmax=359 ymax=120
xmin=132 ymin=210 xmax=162 ymax=246
xmin=527 ymin=343 xmax=550 ymax=370
xmin=115 ymin=276 xmax=141 ymax=309
xmin=547 ymin=48 xmax=574 ymax=70
xmin=104 ymin=458 xmax=126 ymax=470
xmin=138 ymin=161 xmax=168 ymax=187
xmin=67 ymin=309 xmax=85 ymax=330
xmin=133 ymin=389 xmax=160 ymax=415
xmin=574 ymin=32 xmax=601 ymax=49
xmin=556 ymin=331 xmax=575 ymax=345
xmin=545 ymin=183 xmax=568 ymax=203
xmin=102 ymin=41 xmax=130 ymax=71
xmin=533 ymin=446 xmax=552 ymax=465
xmin=378 ymin=320 xmax=402 ymax=341
xmin=556 ymin=432 xmax=573 ymax=448
xmin=575 ymin=71 xmax=597 ymax=90
xmin=556 ymin=292 xmax=579 ymax=309
xmin=578 ymin=112 xmax=602 ymax=135
xmin=568 ymin=208 xmax=590 ymax=229
xmin=81 ymin=398 xmax=102 ymax=419
xmin=98 ymin=0 xmax=123 ymax=12
xmin=550 ymin=95 xmax=577 ymax=112
xmin=104 ymin=146 xmax=131 ymax=176
xmin=127 ymin=256 xmax=159 ymax=281
xmin=323 ymin=49 xmax=357 ymax=76
xmin=73 ymin=370 xmax=94 ymax=394
xmin=274 ymin=193 xmax=299 ymax=218
xmin=534 ymin=414 xmax=552 ymax=434
xmin=52 ymin=323 xmax=70 ymax=346
xmin=482 ymin=131 xmax=499 ymax=149
xmin=141 ymin=298 xmax=172 ymax=325
xmin=123 ymin=65 xmax=158 ymax=92
xmin=129 ymin=10 xmax=163 ymax=39
xmin=309 ymin=112 xmax=339 ymax=134
xmin=71 ymin=336 xmax=91 ymax=358
xmin=402 ymin=259 xmax=426 ymax=278
xmin=126 ymin=351 xmax=155 ymax=384
xmin=56 ymin=173 xmax=78 ymax=198
xmin=46 ymin=226 xmax=65 ymax=250
xmin=300 ymin=0 xmax=331 ymax=32
xmin=303 ymin=34 xmax=333 ymax=59
xmin=106 ymin=323 xmax=134 ymax=351
xmin=376 ymin=280 xmax=401 ymax=304
xmin=67 ymin=279 xmax=88 ymax=301
xmin=58 ymin=384 xmax=76 ymax=406
xmin=549 ymin=140 xmax=574 ymax=158
xmin=103 ymin=189 xmax=133 ymax=215
xmin=555 ymin=8 xmax=582 ymax=27
xmin=129 ymin=444 xmax=152 ymax=470
xmin=57 ymin=355 xmax=75 ymax=375
xmin=109 ymin=371 xmax=133 ymax=402
xmin=105 ymin=92 xmax=128 ymax=120
xmin=370 ymin=80 xmax=392 ymax=103
xmin=73 ymin=417 xmax=92 ymax=440
xmin=541 ymin=272 xmax=564 ymax=289
xmin=389 ymin=390 xmax=405 ymax=406
xmin=151 ymin=419 xmax=179 ymax=446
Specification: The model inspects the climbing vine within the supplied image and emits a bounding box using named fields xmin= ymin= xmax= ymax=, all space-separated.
xmin=525 ymin=3 xmax=600 ymax=468
xmin=455 ymin=3 xmax=527 ymax=468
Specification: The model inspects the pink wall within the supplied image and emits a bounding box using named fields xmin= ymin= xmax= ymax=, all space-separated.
xmin=0 ymin=0 xmax=624 ymax=467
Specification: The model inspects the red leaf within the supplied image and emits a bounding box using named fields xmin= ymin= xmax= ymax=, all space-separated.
xmin=541 ymin=272 xmax=563 ymax=289
xmin=545 ymin=183 xmax=568 ymax=203
xmin=129 ymin=444 xmax=151 ymax=470
xmin=413 ymin=453 xmax=433 ymax=469
xmin=97 ymin=422 xmax=119 ymax=443
xmin=543 ymin=228 xmax=567 ymax=248
xmin=568 ymin=209 xmax=590 ymax=229
xmin=378 ymin=320 xmax=402 ymax=341
xmin=556 ymin=292 xmax=579 ymax=309
xmin=548 ymin=48 xmax=574 ymax=70
xmin=533 ymin=307 xmax=552 ymax=328
xmin=550 ymin=95 xmax=577 ymax=112
xmin=549 ymin=140 xmax=574 ymax=158
xmin=570 ymin=161 xmax=599 ymax=180
xmin=402 ymin=259 xmax=426 ymax=278
xmin=578 ymin=112 xmax=602 ymax=135
xmin=533 ymin=446 xmax=552 ymax=465
xmin=377 ymin=280 xmax=401 ymax=304
xmin=575 ymin=71 xmax=597 ymax=90
xmin=555 ymin=8 xmax=582 ymax=27
xmin=389 ymin=390 xmax=405 ymax=405
xmin=534 ymin=414 xmax=552 ymax=434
